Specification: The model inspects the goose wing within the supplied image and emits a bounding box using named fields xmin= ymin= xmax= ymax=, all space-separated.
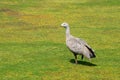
xmin=76 ymin=38 xmax=96 ymax=58
xmin=76 ymin=38 xmax=91 ymax=48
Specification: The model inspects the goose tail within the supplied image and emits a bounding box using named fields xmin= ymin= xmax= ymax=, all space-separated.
xmin=85 ymin=45 xmax=96 ymax=58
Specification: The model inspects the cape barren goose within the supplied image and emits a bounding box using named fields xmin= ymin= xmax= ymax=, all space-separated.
xmin=61 ymin=22 xmax=96 ymax=64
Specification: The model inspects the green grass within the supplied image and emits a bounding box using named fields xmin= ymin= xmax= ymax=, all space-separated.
xmin=0 ymin=0 xmax=120 ymax=80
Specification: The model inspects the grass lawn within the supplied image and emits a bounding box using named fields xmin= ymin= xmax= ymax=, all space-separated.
xmin=0 ymin=0 xmax=120 ymax=80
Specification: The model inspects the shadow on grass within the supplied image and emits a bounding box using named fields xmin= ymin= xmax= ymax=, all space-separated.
xmin=70 ymin=59 xmax=97 ymax=66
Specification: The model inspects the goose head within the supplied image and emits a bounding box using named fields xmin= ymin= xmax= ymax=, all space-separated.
xmin=61 ymin=22 xmax=69 ymax=28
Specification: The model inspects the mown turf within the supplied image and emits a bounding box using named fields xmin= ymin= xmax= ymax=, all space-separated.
xmin=0 ymin=0 xmax=120 ymax=80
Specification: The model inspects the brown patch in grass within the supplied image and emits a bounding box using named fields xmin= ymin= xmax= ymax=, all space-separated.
xmin=20 ymin=14 xmax=57 ymax=25
xmin=0 ymin=8 xmax=21 ymax=17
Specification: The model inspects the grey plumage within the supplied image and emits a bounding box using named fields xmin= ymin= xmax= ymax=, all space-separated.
xmin=61 ymin=22 xmax=96 ymax=64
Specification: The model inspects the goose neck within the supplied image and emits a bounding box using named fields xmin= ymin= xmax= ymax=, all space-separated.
xmin=66 ymin=26 xmax=70 ymax=37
